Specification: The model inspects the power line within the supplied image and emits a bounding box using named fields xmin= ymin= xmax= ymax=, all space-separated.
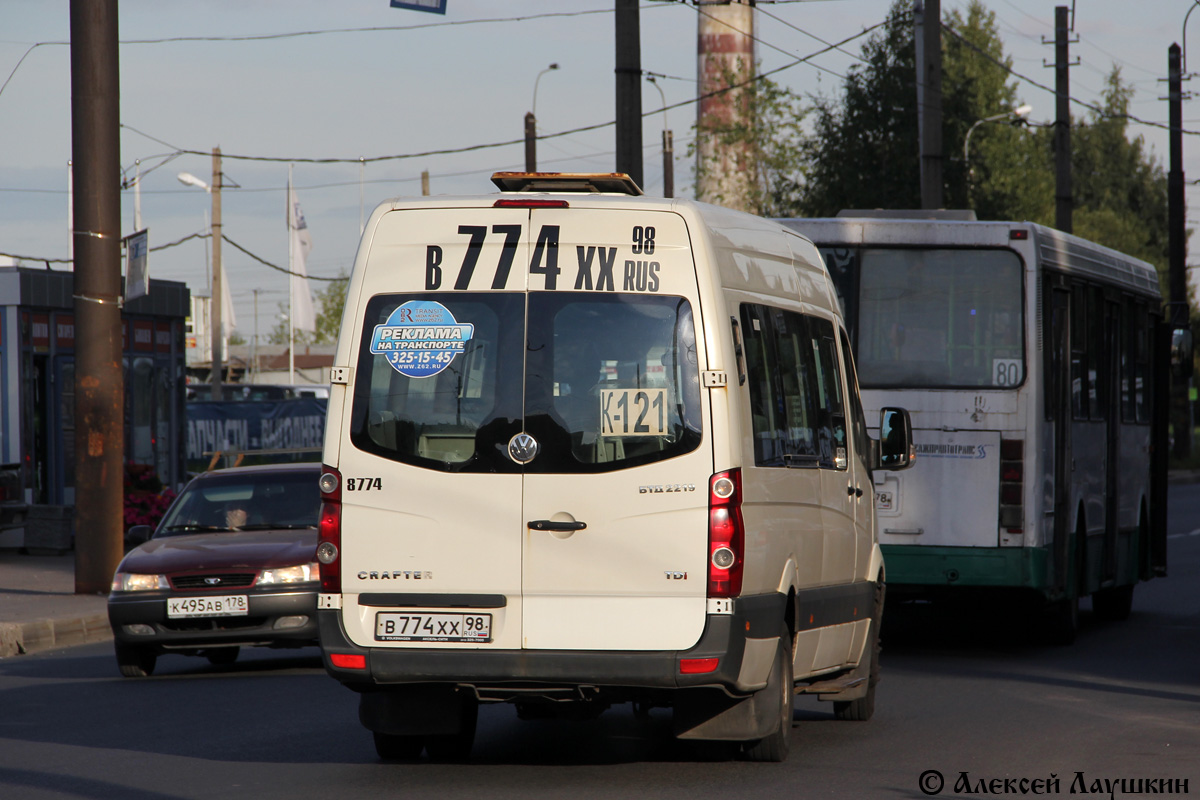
xmin=119 ymin=20 xmax=886 ymax=168
xmin=0 ymin=7 xmax=633 ymax=102
xmin=1 ymin=231 xmax=344 ymax=282
xmin=941 ymin=21 xmax=1200 ymax=137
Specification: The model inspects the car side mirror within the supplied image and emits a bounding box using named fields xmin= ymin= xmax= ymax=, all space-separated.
xmin=125 ymin=524 xmax=153 ymax=548
xmin=1170 ymin=328 xmax=1193 ymax=380
xmin=875 ymin=407 xmax=914 ymax=471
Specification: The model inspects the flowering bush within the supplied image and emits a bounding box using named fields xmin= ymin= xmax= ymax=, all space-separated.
xmin=124 ymin=464 xmax=177 ymax=532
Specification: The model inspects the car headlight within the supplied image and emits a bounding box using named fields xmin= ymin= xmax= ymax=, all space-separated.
xmin=112 ymin=572 xmax=169 ymax=592
xmin=257 ymin=562 xmax=320 ymax=585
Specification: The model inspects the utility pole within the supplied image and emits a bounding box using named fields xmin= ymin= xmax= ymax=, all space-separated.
xmin=524 ymin=112 xmax=537 ymax=172
xmin=1051 ymin=5 xmax=1075 ymax=233
xmin=915 ymin=0 xmax=944 ymax=209
xmin=1168 ymin=43 xmax=1191 ymax=459
xmin=70 ymin=0 xmax=123 ymax=594
xmin=210 ymin=147 xmax=224 ymax=400
xmin=615 ymin=0 xmax=643 ymax=188
xmin=663 ymin=129 xmax=675 ymax=198
xmin=696 ymin=0 xmax=754 ymax=211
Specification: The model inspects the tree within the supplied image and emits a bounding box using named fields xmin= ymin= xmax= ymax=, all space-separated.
xmin=1069 ymin=68 xmax=1169 ymax=274
xmin=798 ymin=1 xmax=919 ymax=215
xmin=267 ymin=272 xmax=349 ymax=346
xmin=941 ymin=2 xmax=1052 ymax=220
xmin=799 ymin=0 xmax=1048 ymax=217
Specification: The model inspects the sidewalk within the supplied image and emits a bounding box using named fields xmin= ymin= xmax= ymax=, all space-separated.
xmin=0 ymin=551 xmax=110 ymax=657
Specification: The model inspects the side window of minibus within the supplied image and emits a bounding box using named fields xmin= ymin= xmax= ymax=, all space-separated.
xmin=741 ymin=304 xmax=784 ymax=466
xmin=839 ymin=329 xmax=870 ymax=472
xmin=810 ymin=317 xmax=848 ymax=470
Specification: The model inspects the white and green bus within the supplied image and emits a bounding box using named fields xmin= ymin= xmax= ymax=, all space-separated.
xmin=778 ymin=211 xmax=1176 ymax=641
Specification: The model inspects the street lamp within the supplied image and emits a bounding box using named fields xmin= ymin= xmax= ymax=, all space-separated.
xmin=646 ymin=75 xmax=674 ymax=198
xmin=178 ymin=150 xmax=224 ymax=401
xmin=963 ymin=104 xmax=1033 ymax=171
xmin=525 ymin=63 xmax=560 ymax=172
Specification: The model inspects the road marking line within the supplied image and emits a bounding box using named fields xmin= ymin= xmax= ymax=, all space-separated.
xmin=1166 ymin=529 xmax=1200 ymax=540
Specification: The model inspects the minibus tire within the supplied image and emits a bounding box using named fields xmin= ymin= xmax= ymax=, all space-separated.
xmin=425 ymin=697 xmax=478 ymax=762
xmin=373 ymin=732 xmax=424 ymax=761
xmin=743 ymin=625 xmax=794 ymax=762
xmin=834 ymin=581 xmax=883 ymax=721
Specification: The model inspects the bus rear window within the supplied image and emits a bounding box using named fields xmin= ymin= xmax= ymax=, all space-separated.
xmin=856 ymin=248 xmax=1024 ymax=389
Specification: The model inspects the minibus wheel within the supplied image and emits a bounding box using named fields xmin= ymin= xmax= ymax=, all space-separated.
xmin=743 ymin=624 xmax=794 ymax=762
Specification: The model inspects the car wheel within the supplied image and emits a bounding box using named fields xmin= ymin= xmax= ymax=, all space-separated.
xmin=835 ymin=581 xmax=883 ymax=722
xmin=424 ymin=697 xmax=478 ymax=762
xmin=115 ymin=643 xmax=157 ymax=678
xmin=743 ymin=625 xmax=794 ymax=763
xmin=205 ymin=647 xmax=240 ymax=665
xmin=373 ymin=732 xmax=424 ymax=761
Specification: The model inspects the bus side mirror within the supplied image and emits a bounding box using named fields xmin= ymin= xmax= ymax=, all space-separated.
xmin=1170 ymin=328 xmax=1193 ymax=380
xmin=875 ymin=407 xmax=915 ymax=471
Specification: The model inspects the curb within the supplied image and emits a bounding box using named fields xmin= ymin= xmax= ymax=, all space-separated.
xmin=0 ymin=613 xmax=112 ymax=658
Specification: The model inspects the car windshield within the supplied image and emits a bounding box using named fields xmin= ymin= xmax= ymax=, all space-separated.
xmin=156 ymin=469 xmax=320 ymax=536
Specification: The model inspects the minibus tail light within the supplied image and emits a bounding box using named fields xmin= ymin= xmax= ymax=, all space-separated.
xmin=708 ymin=469 xmax=744 ymax=597
xmin=493 ymin=198 xmax=569 ymax=209
xmin=318 ymin=466 xmax=342 ymax=593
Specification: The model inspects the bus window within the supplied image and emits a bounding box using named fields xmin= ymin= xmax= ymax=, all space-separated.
xmin=856 ymin=248 xmax=1023 ymax=388
xmin=1071 ymin=284 xmax=1089 ymax=419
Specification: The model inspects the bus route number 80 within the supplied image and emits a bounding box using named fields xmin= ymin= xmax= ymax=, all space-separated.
xmin=992 ymin=358 xmax=1022 ymax=387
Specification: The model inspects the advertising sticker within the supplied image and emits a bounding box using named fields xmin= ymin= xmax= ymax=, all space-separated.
xmin=369 ymin=300 xmax=474 ymax=379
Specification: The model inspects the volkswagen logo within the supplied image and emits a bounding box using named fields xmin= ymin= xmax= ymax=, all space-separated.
xmin=204 ymin=577 xmax=222 ymax=586
xmin=507 ymin=432 xmax=539 ymax=464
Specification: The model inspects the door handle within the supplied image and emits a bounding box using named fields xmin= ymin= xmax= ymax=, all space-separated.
xmin=528 ymin=520 xmax=588 ymax=532
xmin=847 ymin=485 xmax=863 ymax=498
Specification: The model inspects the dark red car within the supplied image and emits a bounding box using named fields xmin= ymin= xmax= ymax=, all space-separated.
xmin=108 ymin=463 xmax=322 ymax=677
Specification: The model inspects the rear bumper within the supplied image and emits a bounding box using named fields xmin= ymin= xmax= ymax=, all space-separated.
xmin=319 ymin=592 xmax=786 ymax=693
xmin=881 ymin=544 xmax=1049 ymax=592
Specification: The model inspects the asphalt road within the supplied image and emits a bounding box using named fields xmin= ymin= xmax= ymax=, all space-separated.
xmin=1 ymin=487 xmax=1197 ymax=800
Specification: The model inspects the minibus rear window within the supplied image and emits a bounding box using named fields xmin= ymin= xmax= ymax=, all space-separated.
xmin=523 ymin=292 xmax=703 ymax=473
xmin=348 ymin=292 xmax=702 ymax=473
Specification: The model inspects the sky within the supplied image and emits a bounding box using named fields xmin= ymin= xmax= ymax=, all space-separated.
xmin=1 ymin=0 xmax=1197 ymax=349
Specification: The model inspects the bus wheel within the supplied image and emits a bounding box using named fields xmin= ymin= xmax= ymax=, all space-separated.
xmin=743 ymin=625 xmax=794 ymax=763
xmin=1040 ymin=592 xmax=1079 ymax=645
xmin=1092 ymin=584 xmax=1134 ymax=621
